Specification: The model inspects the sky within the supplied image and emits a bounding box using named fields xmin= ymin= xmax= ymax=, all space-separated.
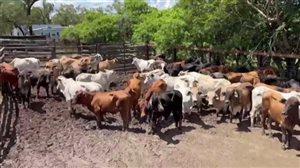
xmin=34 ymin=0 xmax=179 ymax=10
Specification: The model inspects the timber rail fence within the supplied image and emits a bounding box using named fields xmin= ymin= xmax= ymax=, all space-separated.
xmin=1 ymin=35 xmax=300 ymax=72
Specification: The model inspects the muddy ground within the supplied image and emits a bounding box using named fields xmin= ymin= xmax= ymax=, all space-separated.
xmin=0 ymin=72 xmax=300 ymax=168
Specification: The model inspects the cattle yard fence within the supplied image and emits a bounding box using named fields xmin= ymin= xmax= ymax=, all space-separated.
xmin=0 ymin=36 xmax=156 ymax=73
xmin=1 ymin=36 xmax=300 ymax=74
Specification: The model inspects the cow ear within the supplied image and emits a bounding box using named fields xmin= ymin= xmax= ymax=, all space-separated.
xmin=280 ymin=98 xmax=287 ymax=104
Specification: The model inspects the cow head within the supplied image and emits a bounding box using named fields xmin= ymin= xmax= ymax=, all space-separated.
xmin=56 ymin=76 xmax=67 ymax=92
xmin=94 ymin=53 xmax=103 ymax=61
xmin=190 ymin=86 xmax=202 ymax=107
xmin=142 ymin=69 xmax=164 ymax=85
xmin=132 ymin=57 xmax=138 ymax=64
xmin=281 ymin=97 xmax=300 ymax=123
xmin=18 ymin=70 xmax=32 ymax=88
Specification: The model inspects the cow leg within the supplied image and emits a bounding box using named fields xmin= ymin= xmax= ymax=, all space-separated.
xmin=36 ymin=85 xmax=40 ymax=99
xmin=68 ymin=101 xmax=75 ymax=117
xmin=287 ymin=130 xmax=292 ymax=149
xmin=120 ymin=110 xmax=130 ymax=132
xmin=45 ymin=85 xmax=50 ymax=98
xmin=267 ymin=118 xmax=273 ymax=137
xmin=229 ymin=112 xmax=233 ymax=123
xmin=261 ymin=113 xmax=267 ymax=135
xmin=281 ymin=127 xmax=288 ymax=150
xmin=238 ymin=112 xmax=243 ymax=124
xmin=174 ymin=111 xmax=182 ymax=130
xmin=95 ymin=114 xmax=103 ymax=129
xmin=27 ymin=94 xmax=30 ymax=109
xmin=148 ymin=117 xmax=156 ymax=135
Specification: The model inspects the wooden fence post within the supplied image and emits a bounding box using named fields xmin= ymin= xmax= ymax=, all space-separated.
xmin=77 ymin=40 xmax=82 ymax=55
xmin=123 ymin=42 xmax=126 ymax=74
xmin=173 ymin=48 xmax=177 ymax=62
xmin=145 ymin=40 xmax=149 ymax=59
xmin=51 ymin=39 xmax=56 ymax=58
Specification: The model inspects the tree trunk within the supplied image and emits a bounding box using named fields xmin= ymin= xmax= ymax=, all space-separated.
xmin=15 ymin=25 xmax=25 ymax=36
xmin=27 ymin=6 xmax=33 ymax=35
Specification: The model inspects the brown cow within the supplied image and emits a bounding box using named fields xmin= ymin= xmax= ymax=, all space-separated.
xmin=280 ymin=97 xmax=300 ymax=150
xmin=0 ymin=63 xmax=19 ymax=90
xmin=98 ymin=58 xmax=118 ymax=72
xmin=223 ymin=82 xmax=254 ymax=123
xmin=226 ymin=71 xmax=260 ymax=85
xmin=137 ymin=79 xmax=167 ymax=118
xmin=240 ymin=71 xmax=260 ymax=85
xmin=124 ymin=72 xmax=143 ymax=117
xmin=225 ymin=72 xmax=243 ymax=83
xmin=59 ymin=55 xmax=95 ymax=73
xmin=261 ymin=91 xmax=300 ymax=149
xmin=255 ymin=83 xmax=294 ymax=93
xmin=45 ymin=58 xmax=59 ymax=71
xmin=72 ymin=90 xmax=132 ymax=131
xmin=199 ymin=65 xmax=229 ymax=75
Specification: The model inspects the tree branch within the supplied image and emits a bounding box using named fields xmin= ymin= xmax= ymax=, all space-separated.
xmin=246 ymin=0 xmax=278 ymax=22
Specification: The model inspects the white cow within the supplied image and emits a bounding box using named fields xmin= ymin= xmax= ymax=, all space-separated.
xmin=76 ymin=81 xmax=104 ymax=92
xmin=132 ymin=57 xmax=155 ymax=72
xmin=10 ymin=57 xmax=40 ymax=72
xmin=75 ymin=69 xmax=117 ymax=91
xmin=56 ymin=76 xmax=88 ymax=102
xmin=250 ymin=86 xmax=300 ymax=127
xmin=174 ymin=78 xmax=200 ymax=116
xmin=57 ymin=76 xmax=104 ymax=101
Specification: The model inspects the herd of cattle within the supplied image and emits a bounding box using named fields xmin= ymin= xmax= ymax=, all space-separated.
xmin=0 ymin=47 xmax=300 ymax=151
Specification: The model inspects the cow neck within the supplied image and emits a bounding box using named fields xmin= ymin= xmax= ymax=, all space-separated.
xmin=78 ymin=93 xmax=94 ymax=108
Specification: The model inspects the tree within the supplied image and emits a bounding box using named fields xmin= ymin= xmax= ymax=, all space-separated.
xmin=52 ymin=4 xmax=84 ymax=26
xmin=0 ymin=1 xmax=27 ymax=35
xmin=110 ymin=0 xmax=156 ymax=41
xmin=133 ymin=8 xmax=188 ymax=53
xmin=246 ymin=0 xmax=300 ymax=77
xmin=21 ymin=0 xmax=39 ymax=35
xmin=31 ymin=0 xmax=54 ymax=24
xmin=61 ymin=11 xmax=121 ymax=44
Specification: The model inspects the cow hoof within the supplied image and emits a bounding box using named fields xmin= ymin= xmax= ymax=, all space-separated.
xmin=282 ymin=145 xmax=287 ymax=150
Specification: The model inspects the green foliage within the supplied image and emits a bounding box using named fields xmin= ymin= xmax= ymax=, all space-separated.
xmin=61 ymin=12 xmax=121 ymax=44
xmin=52 ymin=4 xmax=84 ymax=26
xmin=0 ymin=1 xmax=26 ymax=35
xmin=133 ymin=8 xmax=188 ymax=52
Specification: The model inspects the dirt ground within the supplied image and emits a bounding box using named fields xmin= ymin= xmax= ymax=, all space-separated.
xmin=0 ymin=72 xmax=300 ymax=168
